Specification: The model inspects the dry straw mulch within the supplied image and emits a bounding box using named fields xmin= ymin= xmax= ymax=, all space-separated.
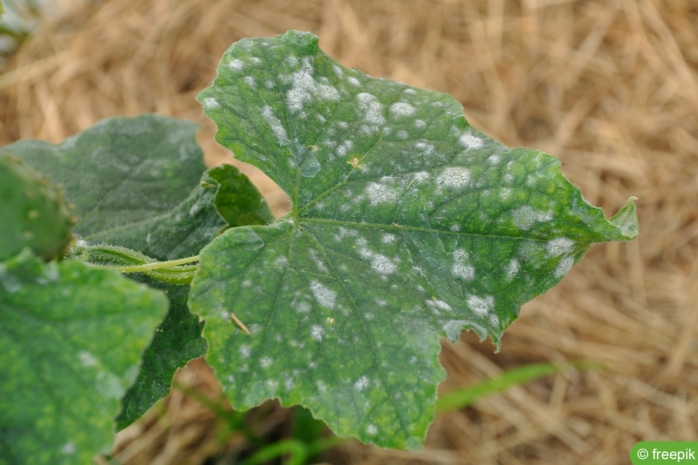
xmin=1 ymin=0 xmax=696 ymax=463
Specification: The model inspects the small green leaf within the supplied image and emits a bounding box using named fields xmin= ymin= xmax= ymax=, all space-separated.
xmin=0 ymin=250 xmax=168 ymax=464
xmin=0 ymin=151 xmax=73 ymax=261
xmin=208 ymin=163 xmax=275 ymax=228
xmin=192 ymin=31 xmax=638 ymax=449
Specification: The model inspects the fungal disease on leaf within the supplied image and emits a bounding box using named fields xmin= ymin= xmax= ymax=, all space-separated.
xmin=191 ymin=30 xmax=638 ymax=449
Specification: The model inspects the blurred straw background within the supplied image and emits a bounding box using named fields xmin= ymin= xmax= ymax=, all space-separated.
xmin=1 ymin=0 xmax=696 ymax=463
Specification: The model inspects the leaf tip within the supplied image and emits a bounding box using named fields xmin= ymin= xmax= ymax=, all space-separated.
xmin=609 ymin=196 xmax=639 ymax=240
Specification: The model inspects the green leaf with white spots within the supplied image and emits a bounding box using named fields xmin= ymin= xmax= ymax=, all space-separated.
xmin=191 ymin=30 xmax=638 ymax=450
xmin=2 ymin=114 xmax=209 ymax=245
xmin=3 ymin=117 xmax=273 ymax=429
xmin=0 ymin=250 xmax=168 ymax=465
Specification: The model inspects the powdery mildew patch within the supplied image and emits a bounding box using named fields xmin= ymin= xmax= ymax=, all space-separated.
xmin=286 ymin=57 xmax=340 ymax=116
xmin=309 ymin=280 xmax=336 ymax=309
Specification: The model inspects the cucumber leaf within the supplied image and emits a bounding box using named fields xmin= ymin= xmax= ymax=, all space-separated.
xmin=0 ymin=250 xmax=168 ymax=464
xmin=3 ymin=116 xmax=273 ymax=428
xmin=191 ymin=31 xmax=638 ymax=450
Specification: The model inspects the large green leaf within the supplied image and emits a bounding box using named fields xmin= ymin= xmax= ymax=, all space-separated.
xmin=191 ymin=31 xmax=638 ymax=449
xmin=4 ymin=116 xmax=273 ymax=428
xmin=0 ymin=250 xmax=168 ymax=464
xmin=0 ymin=151 xmax=73 ymax=261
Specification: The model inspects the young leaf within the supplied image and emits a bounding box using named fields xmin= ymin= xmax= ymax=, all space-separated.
xmin=0 ymin=250 xmax=168 ymax=464
xmin=0 ymin=151 xmax=74 ymax=261
xmin=191 ymin=31 xmax=638 ymax=449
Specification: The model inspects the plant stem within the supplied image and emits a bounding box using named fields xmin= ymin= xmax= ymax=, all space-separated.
xmin=114 ymin=255 xmax=199 ymax=273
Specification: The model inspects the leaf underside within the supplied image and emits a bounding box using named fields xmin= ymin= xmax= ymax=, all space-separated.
xmin=192 ymin=31 xmax=637 ymax=450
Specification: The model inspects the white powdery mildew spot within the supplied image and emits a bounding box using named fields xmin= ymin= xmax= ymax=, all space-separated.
xmin=286 ymin=57 xmax=340 ymax=114
xmin=296 ymin=300 xmax=311 ymax=314
xmin=365 ymin=182 xmax=397 ymax=205
xmin=243 ymin=76 xmax=256 ymax=87
xmin=546 ymin=237 xmax=575 ymax=257
xmin=382 ymin=233 xmax=396 ymax=244
xmin=266 ymin=379 xmax=279 ymax=391
xmin=414 ymin=142 xmax=435 ymax=156
xmin=261 ymin=105 xmax=289 ymax=146
xmin=356 ymin=93 xmax=386 ymax=127
xmin=227 ymin=58 xmax=245 ymax=70
xmin=260 ymin=357 xmax=273 ymax=368
xmin=310 ymin=324 xmax=324 ymax=342
xmin=356 ymin=237 xmax=372 ymax=259
xmin=460 ymin=133 xmax=484 ymax=149
xmin=437 ymin=167 xmax=471 ymax=189
xmin=310 ymin=281 xmax=336 ymax=309
xmin=78 ymin=351 xmax=98 ymax=367
xmin=453 ymin=249 xmax=468 ymax=261
xmin=347 ymin=76 xmax=361 ymax=87
xmin=452 ymin=264 xmax=474 ymax=280
xmin=389 ymin=102 xmax=416 ymax=117
xmin=371 ymin=254 xmax=398 ymax=275
xmin=309 ymin=250 xmax=329 ymax=273
xmin=335 ymin=140 xmax=353 ymax=160
xmin=354 ymin=375 xmax=369 ymax=391
xmin=504 ymin=258 xmax=520 ymax=281
xmin=367 ymin=424 xmax=378 ymax=435
xmin=412 ymin=171 xmax=430 ymax=184
xmin=425 ymin=299 xmax=454 ymax=314
xmin=452 ymin=248 xmax=475 ymax=281
xmin=466 ymin=294 xmax=495 ymax=317
xmin=203 ymin=97 xmax=221 ymax=110
xmin=61 ymin=443 xmax=76 ymax=455
xmin=554 ymin=256 xmax=575 ymax=278
xmin=511 ymin=206 xmax=553 ymax=230
xmin=239 ymin=345 xmax=251 ymax=358
xmin=415 ymin=119 xmax=426 ymax=129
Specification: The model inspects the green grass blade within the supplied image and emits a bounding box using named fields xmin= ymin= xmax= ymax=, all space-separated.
xmin=436 ymin=361 xmax=603 ymax=412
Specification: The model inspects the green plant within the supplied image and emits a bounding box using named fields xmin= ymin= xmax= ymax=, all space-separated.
xmin=0 ymin=30 xmax=638 ymax=463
